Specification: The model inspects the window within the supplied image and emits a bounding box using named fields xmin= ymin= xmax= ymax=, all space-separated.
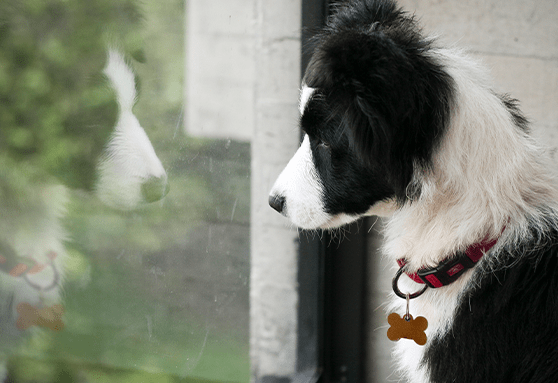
xmin=1 ymin=1 xmax=249 ymax=382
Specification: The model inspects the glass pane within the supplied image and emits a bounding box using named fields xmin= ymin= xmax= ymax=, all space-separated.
xmin=0 ymin=1 xmax=250 ymax=382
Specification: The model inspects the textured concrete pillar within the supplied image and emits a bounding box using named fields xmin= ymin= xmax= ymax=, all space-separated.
xmin=185 ymin=0 xmax=256 ymax=141
xmin=250 ymin=0 xmax=302 ymax=381
xmin=186 ymin=0 xmax=304 ymax=379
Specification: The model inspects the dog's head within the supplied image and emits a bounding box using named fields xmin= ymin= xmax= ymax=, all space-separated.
xmin=0 ymin=1 xmax=167 ymax=211
xmin=269 ymin=0 xmax=454 ymax=229
xmin=95 ymin=50 xmax=169 ymax=210
xmin=0 ymin=48 xmax=168 ymax=211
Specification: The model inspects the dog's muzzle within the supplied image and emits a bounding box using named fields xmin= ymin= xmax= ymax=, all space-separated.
xmin=141 ymin=175 xmax=170 ymax=203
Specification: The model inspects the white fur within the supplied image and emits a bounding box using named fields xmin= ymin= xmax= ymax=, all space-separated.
xmin=269 ymin=135 xmax=331 ymax=229
xmin=96 ymin=50 xmax=168 ymax=210
xmin=365 ymin=199 xmax=397 ymax=217
xmin=299 ymin=84 xmax=315 ymax=115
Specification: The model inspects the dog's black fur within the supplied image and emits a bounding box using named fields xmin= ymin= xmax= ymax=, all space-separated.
xmin=303 ymin=0 xmax=454 ymax=212
xmin=425 ymin=231 xmax=558 ymax=383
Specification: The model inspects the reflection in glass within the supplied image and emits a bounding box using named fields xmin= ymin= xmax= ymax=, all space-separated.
xmin=0 ymin=1 xmax=250 ymax=382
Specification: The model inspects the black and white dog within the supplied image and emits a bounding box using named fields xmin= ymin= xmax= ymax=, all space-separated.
xmin=269 ymin=0 xmax=558 ymax=382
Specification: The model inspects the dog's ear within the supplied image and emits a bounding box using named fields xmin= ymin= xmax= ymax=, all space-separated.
xmin=304 ymin=29 xmax=453 ymax=200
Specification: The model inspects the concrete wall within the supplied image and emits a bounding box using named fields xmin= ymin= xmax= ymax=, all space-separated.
xmin=250 ymin=0 xmax=302 ymax=381
xmin=399 ymin=0 xmax=558 ymax=144
xmin=185 ymin=0 xmax=256 ymax=141
xmin=367 ymin=1 xmax=558 ymax=382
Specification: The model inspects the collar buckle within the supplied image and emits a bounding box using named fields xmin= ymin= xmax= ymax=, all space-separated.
xmin=416 ymin=255 xmax=476 ymax=288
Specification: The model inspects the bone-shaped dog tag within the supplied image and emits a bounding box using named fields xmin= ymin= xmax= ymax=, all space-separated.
xmin=387 ymin=312 xmax=428 ymax=346
xmin=16 ymin=303 xmax=65 ymax=332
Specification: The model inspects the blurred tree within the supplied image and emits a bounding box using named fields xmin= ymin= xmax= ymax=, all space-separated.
xmin=0 ymin=0 xmax=146 ymax=190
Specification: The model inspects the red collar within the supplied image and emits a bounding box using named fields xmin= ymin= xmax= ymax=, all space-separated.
xmin=397 ymin=237 xmax=499 ymax=289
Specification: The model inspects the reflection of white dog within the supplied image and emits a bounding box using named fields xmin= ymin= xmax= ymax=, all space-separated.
xmin=97 ymin=50 xmax=169 ymax=210
xmin=0 ymin=50 xmax=167 ymax=378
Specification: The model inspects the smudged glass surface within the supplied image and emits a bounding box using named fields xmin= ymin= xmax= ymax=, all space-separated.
xmin=0 ymin=1 xmax=250 ymax=382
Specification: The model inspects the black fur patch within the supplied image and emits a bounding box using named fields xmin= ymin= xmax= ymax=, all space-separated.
xmin=424 ymin=232 xmax=558 ymax=382
xmin=499 ymin=93 xmax=530 ymax=133
xmin=302 ymin=0 xmax=455 ymax=206
xmin=301 ymin=93 xmax=395 ymax=216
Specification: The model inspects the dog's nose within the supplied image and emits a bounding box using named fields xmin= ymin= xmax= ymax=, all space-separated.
xmin=269 ymin=194 xmax=286 ymax=214
xmin=141 ymin=175 xmax=170 ymax=203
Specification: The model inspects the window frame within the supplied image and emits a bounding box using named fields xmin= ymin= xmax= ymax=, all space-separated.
xmin=298 ymin=1 xmax=370 ymax=382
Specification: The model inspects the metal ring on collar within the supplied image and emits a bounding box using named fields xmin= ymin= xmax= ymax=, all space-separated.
xmin=392 ymin=266 xmax=428 ymax=300
xmin=22 ymin=257 xmax=59 ymax=292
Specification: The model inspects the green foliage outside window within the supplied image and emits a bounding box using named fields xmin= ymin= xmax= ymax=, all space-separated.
xmin=0 ymin=1 xmax=250 ymax=382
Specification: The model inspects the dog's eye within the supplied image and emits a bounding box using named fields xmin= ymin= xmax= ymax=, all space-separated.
xmin=318 ymin=140 xmax=330 ymax=150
